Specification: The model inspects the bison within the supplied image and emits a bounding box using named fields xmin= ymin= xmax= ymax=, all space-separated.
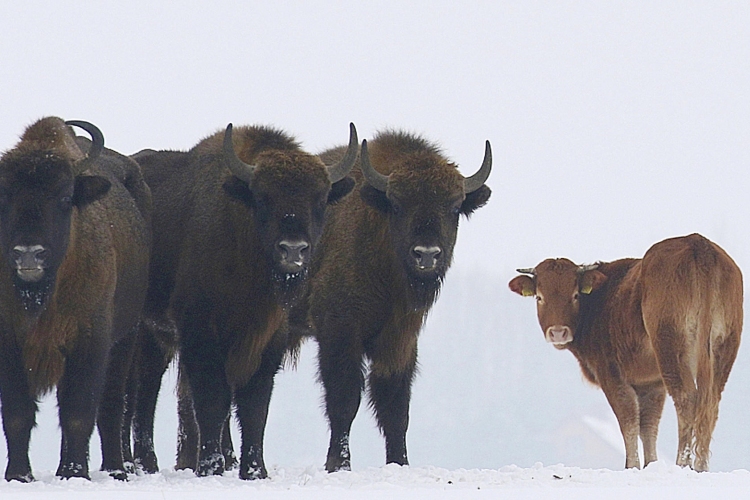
xmin=291 ymin=130 xmax=492 ymax=472
xmin=129 ymin=123 xmax=359 ymax=479
xmin=0 ymin=117 xmax=151 ymax=481
xmin=509 ymin=234 xmax=742 ymax=471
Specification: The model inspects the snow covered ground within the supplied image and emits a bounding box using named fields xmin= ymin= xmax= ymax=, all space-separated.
xmin=1 ymin=462 xmax=749 ymax=500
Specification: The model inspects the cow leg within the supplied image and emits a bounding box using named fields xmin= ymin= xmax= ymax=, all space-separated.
xmin=650 ymin=321 xmax=697 ymax=469
xmin=599 ymin=378 xmax=641 ymax=469
xmin=132 ymin=319 xmax=175 ymax=474
xmin=98 ymin=329 xmax=137 ymax=480
xmin=317 ymin=323 xmax=365 ymax=473
xmin=0 ymin=349 xmax=36 ymax=482
xmin=694 ymin=328 xmax=740 ymax=472
xmin=234 ymin=331 xmax=285 ymax=480
xmin=634 ymin=381 xmax=666 ymax=467
xmin=57 ymin=334 xmax=110 ymax=480
xmin=368 ymin=358 xmax=416 ymax=466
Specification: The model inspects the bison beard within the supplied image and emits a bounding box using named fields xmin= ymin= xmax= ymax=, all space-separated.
xmin=13 ymin=276 xmax=53 ymax=313
xmin=271 ymin=267 xmax=308 ymax=309
xmin=405 ymin=272 xmax=444 ymax=311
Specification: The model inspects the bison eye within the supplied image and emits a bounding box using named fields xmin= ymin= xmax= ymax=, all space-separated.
xmin=59 ymin=195 xmax=73 ymax=209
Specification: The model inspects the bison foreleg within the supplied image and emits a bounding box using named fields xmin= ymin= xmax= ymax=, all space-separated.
xmin=317 ymin=329 xmax=365 ymax=473
xmin=132 ymin=320 xmax=174 ymax=474
xmin=368 ymin=359 xmax=416 ymax=467
xmin=181 ymin=339 xmax=232 ymax=476
xmin=98 ymin=329 xmax=138 ymax=480
xmin=56 ymin=334 xmax=110 ymax=480
xmin=0 ymin=350 xmax=37 ymax=482
xmin=234 ymin=332 xmax=285 ymax=480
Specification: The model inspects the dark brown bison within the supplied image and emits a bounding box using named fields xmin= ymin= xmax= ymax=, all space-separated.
xmin=291 ymin=130 xmax=492 ymax=472
xmin=0 ymin=117 xmax=151 ymax=481
xmin=129 ymin=123 xmax=359 ymax=479
xmin=509 ymin=234 xmax=742 ymax=471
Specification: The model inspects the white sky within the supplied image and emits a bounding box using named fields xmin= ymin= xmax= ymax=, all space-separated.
xmin=2 ymin=0 xmax=750 ymax=476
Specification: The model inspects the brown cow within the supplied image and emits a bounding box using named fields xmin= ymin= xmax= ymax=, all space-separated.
xmin=509 ymin=233 xmax=742 ymax=471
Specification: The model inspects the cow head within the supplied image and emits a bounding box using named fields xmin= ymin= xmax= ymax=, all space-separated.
xmin=222 ymin=123 xmax=357 ymax=304
xmin=359 ymin=133 xmax=492 ymax=309
xmin=0 ymin=118 xmax=111 ymax=312
xmin=509 ymin=259 xmax=608 ymax=348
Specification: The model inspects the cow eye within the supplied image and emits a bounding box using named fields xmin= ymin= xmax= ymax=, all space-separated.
xmin=535 ymin=295 xmax=543 ymax=303
xmin=573 ymin=292 xmax=580 ymax=301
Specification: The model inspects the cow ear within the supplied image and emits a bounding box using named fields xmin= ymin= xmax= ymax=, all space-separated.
xmin=223 ymin=176 xmax=254 ymax=206
xmin=580 ymin=270 xmax=607 ymax=294
xmin=360 ymin=184 xmax=391 ymax=213
xmin=73 ymin=175 xmax=111 ymax=207
xmin=328 ymin=177 xmax=355 ymax=205
xmin=461 ymin=185 xmax=491 ymax=216
xmin=509 ymin=275 xmax=535 ymax=297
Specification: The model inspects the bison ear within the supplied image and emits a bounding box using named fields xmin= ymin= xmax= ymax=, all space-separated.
xmin=328 ymin=177 xmax=355 ymax=205
xmin=360 ymin=184 xmax=391 ymax=213
xmin=72 ymin=175 xmax=111 ymax=207
xmin=461 ymin=185 xmax=491 ymax=216
xmin=580 ymin=270 xmax=607 ymax=294
xmin=223 ymin=176 xmax=254 ymax=206
xmin=509 ymin=275 xmax=535 ymax=297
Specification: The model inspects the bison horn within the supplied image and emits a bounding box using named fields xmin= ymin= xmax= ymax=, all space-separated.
xmin=223 ymin=123 xmax=256 ymax=186
xmin=578 ymin=264 xmax=600 ymax=273
xmin=360 ymin=139 xmax=389 ymax=192
xmin=65 ymin=120 xmax=104 ymax=175
xmin=516 ymin=268 xmax=536 ymax=275
xmin=463 ymin=140 xmax=492 ymax=194
xmin=326 ymin=123 xmax=359 ymax=184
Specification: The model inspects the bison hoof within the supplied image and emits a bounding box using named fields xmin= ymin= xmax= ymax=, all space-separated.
xmin=56 ymin=462 xmax=90 ymax=480
xmin=108 ymin=469 xmax=129 ymax=481
xmin=224 ymin=450 xmax=238 ymax=471
xmin=134 ymin=454 xmax=159 ymax=474
xmin=325 ymin=458 xmax=351 ymax=473
xmin=197 ymin=453 xmax=225 ymax=477
xmin=5 ymin=471 xmax=34 ymax=483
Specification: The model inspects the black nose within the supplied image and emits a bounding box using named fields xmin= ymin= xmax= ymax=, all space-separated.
xmin=412 ymin=245 xmax=441 ymax=269
xmin=278 ymin=240 xmax=310 ymax=266
xmin=13 ymin=245 xmax=48 ymax=268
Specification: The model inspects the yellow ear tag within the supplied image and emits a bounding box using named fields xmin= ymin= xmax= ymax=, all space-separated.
xmin=581 ymin=284 xmax=593 ymax=295
xmin=522 ymin=288 xmax=534 ymax=297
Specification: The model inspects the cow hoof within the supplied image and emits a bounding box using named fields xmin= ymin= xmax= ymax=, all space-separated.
xmin=325 ymin=459 xmax=351 ymax=473
xmin=134 ymin=454 xmax=159 ymax=474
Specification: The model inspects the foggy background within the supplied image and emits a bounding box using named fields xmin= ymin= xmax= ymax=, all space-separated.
xmin=1 ymin=1 xmax=749 ymax=473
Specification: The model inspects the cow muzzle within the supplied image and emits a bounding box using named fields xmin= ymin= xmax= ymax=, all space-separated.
xmin=13 ymin=245 xmax=49 ymax=282
xmin=412 ymin=245 xmax=442 ymax=270
xmin=278 ymin=239 xmax=310 ymax=274
xmin=545 ymin=325 xmax=573 ymax=345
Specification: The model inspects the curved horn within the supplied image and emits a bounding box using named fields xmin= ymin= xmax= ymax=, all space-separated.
xmin=65 ymin=120 xmax=104 ymax=175
xmin=578 ymin=263 xmax=600 ymax=274
xmin=463 ymin=140 xmax=492 ymax=194
xmin=516 ymin=268 xmax=536 ymax=275
xmin=360 ymin=139 xmax=389 ymax=192
xmin=326 ymin=123 xmax=359 ymax=183
xmin=223 ymin=123 xmax=256 ymax=186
